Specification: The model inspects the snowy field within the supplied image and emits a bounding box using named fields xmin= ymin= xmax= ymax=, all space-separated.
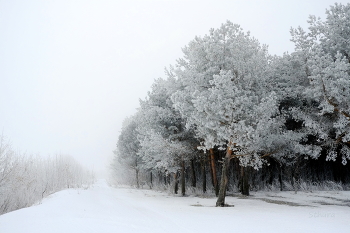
xmin=0 ymin=180 xmax=349 ymax=233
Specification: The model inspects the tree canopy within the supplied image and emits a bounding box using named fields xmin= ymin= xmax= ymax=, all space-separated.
xmin=112 ymin=3 xmax=350 ymax=206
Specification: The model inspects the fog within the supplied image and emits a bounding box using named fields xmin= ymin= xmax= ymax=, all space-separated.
xmin=0 ymin=0 xmax=346 ymax=177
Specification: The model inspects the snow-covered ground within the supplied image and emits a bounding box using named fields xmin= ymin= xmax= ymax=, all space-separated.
xmin=0 ymin=180 xmax=349 ymax=233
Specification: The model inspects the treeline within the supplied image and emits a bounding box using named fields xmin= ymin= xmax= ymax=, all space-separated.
xmin=0 ymin=136 xmax=95 ymax=215
xmin=112 ymin=3 xmax=350 ymax=206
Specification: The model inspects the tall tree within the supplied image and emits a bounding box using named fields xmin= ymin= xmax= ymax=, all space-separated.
xmin=290 ymin=3 xmax=350 ymax=165
xmin=171 ymin=21 xmax=291 ymax=205
xmin=137 ymin=77 xmax=198 ymax=195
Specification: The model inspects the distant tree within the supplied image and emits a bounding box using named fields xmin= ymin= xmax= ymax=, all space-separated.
xmin=0 ymin=135 xmax=93 ymax=215
xmin=115 ymin=116 xmax=142 ymax=188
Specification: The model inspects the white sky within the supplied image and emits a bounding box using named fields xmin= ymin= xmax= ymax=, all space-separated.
xmin=0 ymin=0 xmax=348 ymax=177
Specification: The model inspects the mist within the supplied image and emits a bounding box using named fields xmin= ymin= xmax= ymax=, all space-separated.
xmin=1 ymin=0 xmax=346 ymax=177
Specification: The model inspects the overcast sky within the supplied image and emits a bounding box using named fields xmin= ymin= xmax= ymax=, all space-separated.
xmin=0 ymin=0 xmax=347 ymax=177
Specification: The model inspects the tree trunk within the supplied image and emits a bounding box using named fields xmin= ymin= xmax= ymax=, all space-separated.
xmin=181 ymin=160 xmax=186 ymax=196
xmin=174 ymin=172 xmax=179 ymax=194
xmin=190 ymin=159 xmax=196 ymax=187
xmin=278 ymin=165 xmax=283 ymax=191
xmin=167 ymin=173 xmax=171 ymax=185
xmin=135 ymin=160 xmax=139 ymax=189
xmin=158 ymin=171 xmax=161 ymax=184
xmin=136 ymin=169 xmax=139 ymax=189
xmin=293 ymin=157 xmax=301 ymax=194
xmin=216 ymin=148 xmax=232 ymax=207
xmin=241 ymin=166 xmax=249 ymax=196
xmin=150 ymin=172 xmax=153 ymax=189
xmin=202 ymin=158 xmax=207 ymax=193
xmin=209 ymin=149 xmax=218 ymax=196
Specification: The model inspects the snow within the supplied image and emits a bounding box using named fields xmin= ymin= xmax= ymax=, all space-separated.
xmin=0 ymin=180 xmax=349 ymax=233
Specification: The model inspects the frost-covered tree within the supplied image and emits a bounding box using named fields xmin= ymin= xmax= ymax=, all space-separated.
xmin=112 ymin=4 xmax=350 ymax=200
xmin=0 ymin=135 xmax=94 ymax=215
xmin=172 ymin=21 xmax=248 ymax=149
xmin=137 ymin=77 xmax=198 ymax=194
xmin=290 ymin=3 xmax=350 ymax=165
xmin=114 ymin=116 xmax=142 ymax=188
xmin=171 ymin=21 xmax=291 ymax=205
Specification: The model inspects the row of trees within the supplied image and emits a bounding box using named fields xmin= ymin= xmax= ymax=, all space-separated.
xmin=0 ymin=135 xmax=95 ymax=215
xmin=112 ymin=3 xmax=350 ymax=206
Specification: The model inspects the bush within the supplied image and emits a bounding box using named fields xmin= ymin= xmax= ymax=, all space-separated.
xmin=0 ymin=136 xmax=94 ymax=215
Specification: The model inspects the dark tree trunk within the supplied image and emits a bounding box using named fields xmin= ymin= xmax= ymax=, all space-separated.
xmin=181 ymin=160 xmax=186 ymax=196
xmin=216 ymin=148 xmax=232 ymax=207
xmin=202 ymin=158 xmax=207 ymax=193
xmin=209 ymin=149 xmax=218 ymax=196
xmin=136 ymin=169 xmax=139 ymax=189
xmin=191 ymin=159 xmax=196 ymax=187
xmin=278 ymin=165 xmax=283 ymax=191
xmin=150 ymin=172 xmax=153 ymax=189
xmin=293 ymin=157 xmax=301 ymax=194
xmin=135 ymin=159 xmax=140 ymax=189
xmin=241 ymin=166 xmax=249 ymax=196
xmin=174 ymin=172 xmax=179 ymax=194
xmin=158 ymin=171 xmax=161 ymax=184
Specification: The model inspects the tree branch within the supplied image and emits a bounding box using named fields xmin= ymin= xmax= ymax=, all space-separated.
xmin=260 ymin=149 xmax=280 ymax=158
xmin=321 ymin=79 xmax=350 ymax=119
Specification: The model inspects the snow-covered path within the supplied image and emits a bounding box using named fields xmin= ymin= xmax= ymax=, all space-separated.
xmin=0 ymin=180 xmax=349 ymax=233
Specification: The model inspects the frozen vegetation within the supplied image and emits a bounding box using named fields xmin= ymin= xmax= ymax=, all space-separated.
xmin=113 ymin=3 xmax=350 ymax=206
xmin=1 ymin=3 xmax=350 ymax=232
xmin=0 ymin=136 xmax=95 ymax=215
